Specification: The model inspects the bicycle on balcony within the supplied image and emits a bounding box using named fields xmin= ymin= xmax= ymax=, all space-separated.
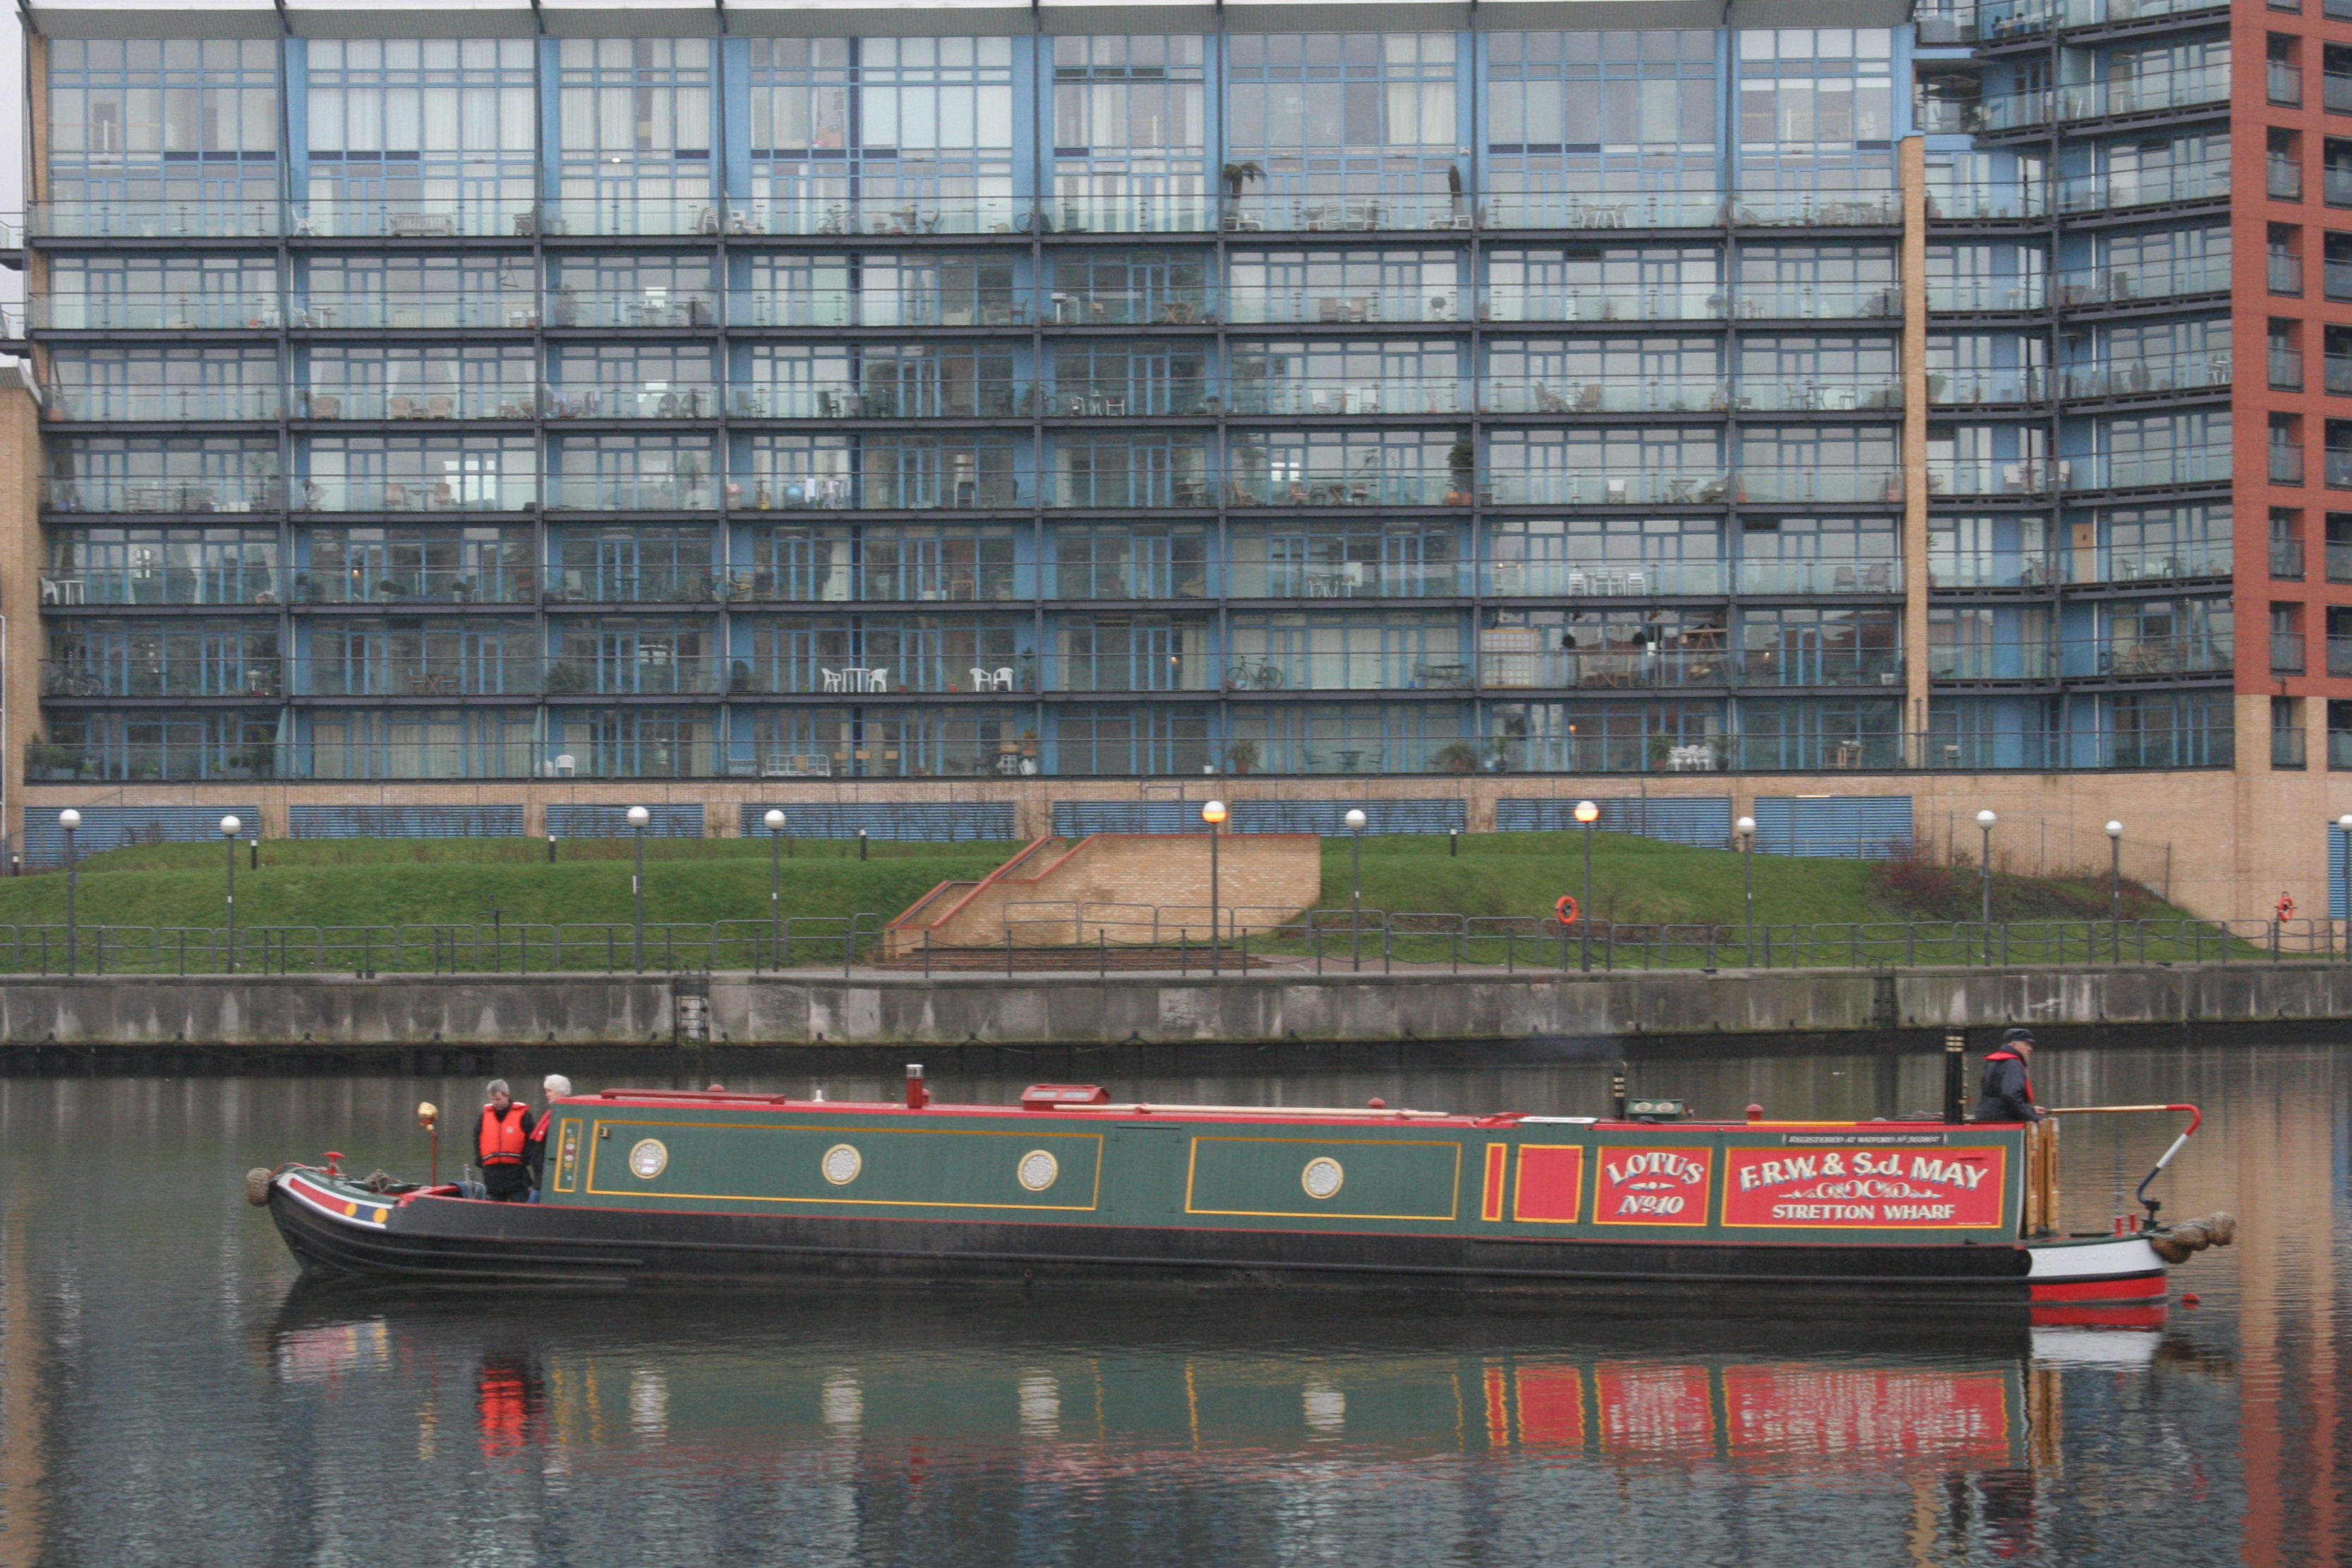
xmin=1226 ymin=658 xmax=1288 ymax=691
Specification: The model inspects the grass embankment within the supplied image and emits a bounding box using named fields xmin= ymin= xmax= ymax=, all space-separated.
xmin=0 ymin=837 xmax=1016 ymax=932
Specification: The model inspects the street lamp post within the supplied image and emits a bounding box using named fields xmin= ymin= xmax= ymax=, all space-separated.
xmin=765 ymin=809 xmax=787 ymax=967
xmin=626 ymin=805 xmax=651 ymax=971
xmin=2105 ymin=819 xmax=2123 ymax=963
xmin=219 ymin=814 xmax=242 ymax=974
xmin=59 ymin=809 xmax=80 ymax=977
xmin=1574 ymin=800 xmax=1600 ymax=972
xmin=1202 ymin=800 xmax=1228 ymax=976
xmin=1736 ymin=815 xmax=1756 ymax=952
xmin=1344 ymin=808 xmax=1366 ymax=971
xmin=1976 ymin=809 xmax=1998 ymax=963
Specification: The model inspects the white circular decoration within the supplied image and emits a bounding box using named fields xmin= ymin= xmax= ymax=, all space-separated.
xmin=1017 ymin=1150 xmax=1060 ymax=1192
xmin=628 ymin=1139 xmax=668 ymax=1180
xmin=1301 ymin=1157 xmax=1345 ymax=1200
xmin=821 ymin=1143 xmax=863 ymax=1186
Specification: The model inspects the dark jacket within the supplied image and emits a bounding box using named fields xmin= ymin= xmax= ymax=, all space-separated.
xmin=1971 ymin=1051 xmax=2039 ymax=1123
xmin=473 ymin=1102 xmax=535 ymax=1167
xmin=526 ymin=1107 xmax=559 ymax=1186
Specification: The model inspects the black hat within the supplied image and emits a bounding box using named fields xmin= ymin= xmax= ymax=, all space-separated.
xmin=2001 ymin=1027 xmax=2037 ymax=1044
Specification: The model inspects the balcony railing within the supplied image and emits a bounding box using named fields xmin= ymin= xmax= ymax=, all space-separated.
xmin=2055 ymin=163 xmax=2229 ymax=213
xmin=1926 ymin=276 xmax=2048 ymax=312
xmin=1483 ymin=470 xmax=1732 ymax=507
xmin=2087 ymin=543 xmax=2233 ymax=582
xmin=1928 ymin=644 xmax=2056 ymax=681
xmin=543 ymin=385 xmax=723 ymax=421
xmin=1478 ymin=191 xmax=1726 ymax=230
xmin=729 ymin=197 xmax=1027 ymax=238
xmin=725 ymin=290 xmax=1025 ymax=330
xmin=2274 ymin=254 xmax=2306 ymax=295
xmin=2277 ymin=159 xmax=2309 ymax=202
xmin=1041 ymin=289 xmax=1216 ymax=327
xmin=298 ymin=567 xmax=538 ymax=605
xmin=1981 ymin=66 xmax=2233 ymax=131
xmin=1928 ymin=368 xmax=2049 ymax=406
xmin=39 ymin=567 xmax=282 ymax=607
xmin=293 ymin=296 xmax=535 ymax=330
xmin=2332 ymin=637 xmax=2352 ymax=676
xmin=728 ymin=382 xmax=1038 ymax=421
xmin=2278 ymin=442 xmax=2310 ymax=485
xmin=541 ymin=567 xmax=730 ymax=604
xmin=1927 ymin=551 xmax=2060 ymax=589
xmin=290 ymin=199 xmax=539 ymax=241
xmin=2070 ymin=449 xmax=2233 ymax=492
xmin=41 ymin=658 xmax=282 ymax=700
xmin=42 ymin=388 xmax=285 ymax=423
xmin=1478 ymin=285 xmax=1718 ymax=324
xmin=1735 ymin=285 xmax=1900 ymax=320
xmin=2274 ymin=632 xmax=2308 ymax=674
xmin=1216 ymin=652 xmax=1469 ymax=692
xmin=292 ymin=656 xmax=542 ymax=698
xmin=541 ymin=655 xmax=728 ymax=696
xmin=296 ymin=476 xmax=541 ymax=514
xmin=41 ymin=478 xmax=283 ymax=515
xmin=1733 ymin=559 xmax=1902 ymax=593
xmin=1229 ymin=288 xmax=1462 ymax=325
xmin=1480 ymin=560 xmax=1725 ymax=597
xmin=2274 ymin=538 xmax=2308 ymax=579
xmin=2274 ymin=347 xmax=2307 ymax=390
xmin=1041 ymin=653 xmax=1217 ymax=694
xmin=1737 ymin=378 xmax=1902 ymax=412
xmin=1926 ymin=182 xmax=2048 ymax=220
xmin=1220 ymin=470 xmax=1469 ymax=509
xmin=29 ymin=200 xmax=281 ymax=239
xmin=2328 ymin=542 xmax=2352 ymax=581
xmin=1226 ymin=380 xmax=1464 ymax=416
xmin=30 ymin=294 xmax=284 ymax=331
xmin=1216 ymin=561 xmax=1462 ymax=598
xmin=2056 ymin=257 xmax=2230 ymax=306
xmin=2080 ymin=634 xmax=2234 ymax=677
xmin=1042 ymin=195 xmax=1214 ymax=236
xmin=2058 ymin=350 xmax=2232 ymax=399
xmin=299 ymin=386 xmax=540 ymax=421
xmin=1478 ymin=377 xmax=1727 ymax=415
xmin=1047 ymin=381 xmax=1213 ymax=418
xmin=544 ymin=291 xmax=716 ymax=330
xmin=1738 ymin=467 xmax=1906 ymax=505
xmin=2274 ymin=59 xmax=2305 ymax=106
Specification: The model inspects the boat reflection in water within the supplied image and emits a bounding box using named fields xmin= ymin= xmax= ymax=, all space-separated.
xmin=263 ymin=1287 xmax=2207 ymax=1559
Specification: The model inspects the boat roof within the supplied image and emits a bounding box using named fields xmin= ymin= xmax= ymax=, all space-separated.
xmin=567 ymin=1087 xmax=1967 ymax=1133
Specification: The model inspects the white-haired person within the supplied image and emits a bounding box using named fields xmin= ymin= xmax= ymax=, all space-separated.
xmin=526 ymin=1073 xmax=574 ymax=1200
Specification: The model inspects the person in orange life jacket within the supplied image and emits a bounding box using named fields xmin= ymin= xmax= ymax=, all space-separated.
xmin=471 ymin=1079 xmax=536 ymax=1202
xmin=1971 ymin=1028 xmax=2044 ymax=1123
xmin=525 ymin=1074 xmax=572 ymax=1200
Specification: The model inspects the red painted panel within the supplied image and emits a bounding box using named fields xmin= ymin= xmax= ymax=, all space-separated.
xmin=1593 ymin=1145 xmax=1712 ymax=1226
xmin=2030 ymin=1272 xmax=2167 ymax=1303
xmin=1511 ymin=1144 xmax=1584 ymax=1223
xmin=1480 ymin=1142 xmax=1509 ymax=1222
xmin=1720 ymin=1145 xmax=2009 ymax=1229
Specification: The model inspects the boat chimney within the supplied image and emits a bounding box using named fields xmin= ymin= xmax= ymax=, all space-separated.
xmin=1942 ymin=1032 xmax=1968 ymax=1125
xmin=1610 ymin=1064 xmax=1627 ymax=1121
xmin=1746 ymin=1104 xmax=1763 ymax=1123
xmin=905 ymin=1063 xmax=929 ymax=1110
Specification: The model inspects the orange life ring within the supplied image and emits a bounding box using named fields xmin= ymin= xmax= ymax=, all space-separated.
xmin=1555 ymin=895 xmax=1581 ymax=927
xmin=2278 ymin=893 xmax=2296 ymax=920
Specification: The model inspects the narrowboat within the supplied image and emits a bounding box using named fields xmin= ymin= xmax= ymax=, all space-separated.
xmin=254 ymin=1075 xmax=2233 ymax=1315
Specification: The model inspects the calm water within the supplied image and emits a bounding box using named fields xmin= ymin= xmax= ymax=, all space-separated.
xmin=0 ymin=1044 xmax=2345 ymax=1568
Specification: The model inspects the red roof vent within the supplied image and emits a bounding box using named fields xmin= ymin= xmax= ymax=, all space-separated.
xmin=1021 ymin=1084 xmax=1111 ymax=1111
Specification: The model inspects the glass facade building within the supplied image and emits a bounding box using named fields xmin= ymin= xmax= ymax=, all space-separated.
xmin=16 ymin=1 xmax=2261 ymax=786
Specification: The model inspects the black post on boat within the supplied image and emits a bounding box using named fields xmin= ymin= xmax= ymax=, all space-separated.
xmin=1943 ymin=1030 xmax=1968 ymax=1123
xmin=1611 ymin=1063 xmax=1627 ymax=1121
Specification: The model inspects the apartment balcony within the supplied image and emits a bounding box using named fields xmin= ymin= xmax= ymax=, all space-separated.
xmin=291 ymin=296 xmax=535 ymax=330
xmin=289 ymin=198 xmax=539 ymax=241
xmin=1738 ymin=467 xmax=1906 ymax=505
xmin=725 ymin=658 xmax=1042 ymax=697
xmin=1929 ymin=367 xmax=2049 ymax=406
xmin=1483 ymin=470 xmax=1732 ymax=507
xmin=41 ymin=477 xmax=283 ymax=515
xmin=39 ymin=566 xmax=279 ymax=608
xmin=1224 ymin=560 xmax=1464 ymax=598
xmin=2054 ymin=163 xmax=2229 ymax=214
xmin=2274 ymin=538 xmax=2307 ymax=579
xmin=298 ymin=567 xmax=538 ymax=605
xmin=1042 ymin=195 xmax=1214 ymax=236
xmin=1938 ymin=0 xmax=2232 ymax=45
xmin=1217 ymin=651 xmax=1471 ymax=692
xmin=2272 ymin=59 xmax=2305 ymax=107
xmin=1229 ymin=287 xmax=1462 ymax=326
xmin=2068 ymin=449 xmax=2233 ymax=492
xmin=1738 ymin=378 xmax=1902 ymax=413
xmin=1477 ymin=285 xmax=1719 ymax=325
xmin=291 ymin=657 xmax=542 ymax=699
xmin=725 ymin=289 xmax=1029 ymax=330
xmin=1477 ymin=648 xmax=1739 ymax=690
xmin=2058 ymin=350 xmax=2232 ymax=400
xmin=1228 ymin=380 xmax=1464 ymax=417
xmin=1039 ymin=653 xmax=1218 ymax=694
xmin=545 ymin=291 xmax=716 ymax=330
xmin=2329 ymin=543 xmax=2352 ymax=581
xmin=2274 ymin=348 xmax=2307 ymax=391
xmin=541 ymin=567 xmax=731 ymax=605
xmin=42 ymin=387 xmax=285 ymax=423
xmin=543 ymin=385 xmax=724 ymax=421
xmin=1926 ymin=182 xmax=2049 ymax=220
xmin=2081 ymin=542 xmax=2233 ymax=582
xmin=1220 ymin=469 xmax=1466 ymax=509
xmin=1927 ymin=550 xmax=2061 ymax=589
xmin=1041 ymin=289 xmax=1216 ymax=327
xmin=1478 ymin=191 xmax=1727 ymax=231
xmin=1734 ymin=558 xmax=1902 ymax=593
xmin=1730 ymin=190 xmax=1901 ymax=227
xmin=29 ymin=294 xmax=284 ymax=331
xmin=1225 ymin=194 xmax=1475 ymax=234
xmin=2273 ymin=632 xmax=2308 ymax=675
xmin=2278 ymin=442 xmax=2309 ymax=486
xmin=1049 ymin=564 xmax=1213 ymax=600
xmin=1928 ymin=644 xmax=2057 ymax=680
xmin=1478 ymin=376 xmax=1727 ymax=416
xmin=1481 ymin=560 xmax=1726 ymax=596
xmin=729 ymin=381 xmax=1041 ymax=420
xmin=2054 ymin=256 xmax=2230 ymax=305
xmin=29 ymin=200 xmax=282 ymax=239
xmin=299 ymin=385 xmax=540 ymax=421
xmin=299 ymin=475 xmax=543 ymax=513
xmin=1735 ymin=284 xmax=1900 ymax=320
xmin=1979 ymin=66 xmax=2231 ymax=132
xmin=2326 ymin=70 xmax=2352 ymax=114
xmin=41 ymin=658 xmax=282 ymax=701
xmin=1926 ymin=276 xmax=2049 ymax=312
xmin=541 ymin=655 xmax=728 ymax=697
xmin=2079 ymin=634 xmax=2233 ymax=677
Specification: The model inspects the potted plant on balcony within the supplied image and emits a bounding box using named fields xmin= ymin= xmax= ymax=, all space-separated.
xmin=544 ymin=661 xmax=587 ymax=694
xmin=1019 ymin=728 xmax=1040 ymax=758
xmin=28 ymin=743 xmax=83 ymax=778
xmin=1432 ymin=740 xmax=1479 ymax=774
xmin=229 ymin=743 xmax=276 ymax=778
xmin=375 ymin=578 xmax=401 ymax=603
xmin=450 ymin=577 xmax=474 ymax=603
xmin=1445 ymin=440 xmax=1476 ymax=506
xmin=1225 ymin=738 xmax=1260 ymax=776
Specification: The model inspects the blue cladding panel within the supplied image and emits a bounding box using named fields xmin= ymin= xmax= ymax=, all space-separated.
xmin=1495 ymin=797 xmax=1734 ymax=846
xmin=23 ymin=805 xmax=263 ymax=867
xmin=2333 ymin=826 xmax=2348 ymax=920
xmin=735 ymin=803 xmax=1018 ymax=841
xmin=1052 ymin=799 xmax=1467 ymax=836
xmin=289 ymin=806 xmax=526 ymax=839
xmin=546 ymin=804 xmax=705 ymax=838
xmin=1751 ymin=795 xmax=1915 ymax=858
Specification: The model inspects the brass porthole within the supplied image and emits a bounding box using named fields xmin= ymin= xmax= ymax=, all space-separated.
xmin=1301 ymin=1157 xmax=1344 ymax=1200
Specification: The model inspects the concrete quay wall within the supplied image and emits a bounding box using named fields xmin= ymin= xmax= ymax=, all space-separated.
xmin=2 ymin=964 xmax=2351 ymax=1049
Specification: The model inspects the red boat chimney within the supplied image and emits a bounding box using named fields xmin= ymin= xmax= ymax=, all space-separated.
xmin=905 ymin=1063 xmax=929 ymax=1110
xmin=1747 ymin=1104 xmax=1763 ymax=1123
